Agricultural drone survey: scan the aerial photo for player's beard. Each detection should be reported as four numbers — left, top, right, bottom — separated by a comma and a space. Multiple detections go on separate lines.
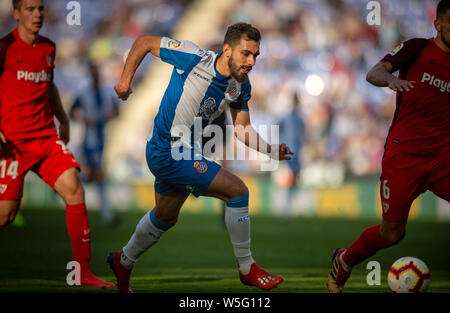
228, 55, 251, 83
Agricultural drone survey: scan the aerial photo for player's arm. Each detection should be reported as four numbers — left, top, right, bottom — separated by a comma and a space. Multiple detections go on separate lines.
366, 61, 415, 92
49, 82, 70, 144
114, 35, 162, 100
0, 108, 5, 150
366, 38, 431, 92
230, 108, 293, 160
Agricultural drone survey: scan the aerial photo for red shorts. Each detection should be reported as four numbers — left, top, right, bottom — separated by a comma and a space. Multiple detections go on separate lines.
0, 136, 79, 200
380, 147, 450, 222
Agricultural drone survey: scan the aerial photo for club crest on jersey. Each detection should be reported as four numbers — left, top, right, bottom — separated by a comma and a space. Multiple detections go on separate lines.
389, 43, 404, 56
168, 40, 182, 49
0, 184, 7, 194
382, 202, 389, 213
46, 55, 52, 66
194, 161, 208, 173
228, 81, 238, 97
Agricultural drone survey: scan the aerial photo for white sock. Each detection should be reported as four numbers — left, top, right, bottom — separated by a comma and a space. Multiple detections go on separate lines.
339, 250, 352, 272
121, 209, 172, 269
225, 192, 254, 275
237, 255, 255, 275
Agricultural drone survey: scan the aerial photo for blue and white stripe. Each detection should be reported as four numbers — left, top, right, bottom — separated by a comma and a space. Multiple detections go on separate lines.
148, 37, 251, 150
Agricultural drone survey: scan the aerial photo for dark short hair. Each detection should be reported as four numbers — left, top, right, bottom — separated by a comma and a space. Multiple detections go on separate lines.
12, 0, 22, 10
437, 0, 450, 19
224, 22, 261, 47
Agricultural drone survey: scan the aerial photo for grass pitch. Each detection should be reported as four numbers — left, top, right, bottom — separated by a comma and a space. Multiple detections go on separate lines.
0, 209, 449, 293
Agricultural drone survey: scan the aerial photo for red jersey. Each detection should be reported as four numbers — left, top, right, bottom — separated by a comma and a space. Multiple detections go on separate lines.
381, 38, 450, 155
0, 29, 57, 142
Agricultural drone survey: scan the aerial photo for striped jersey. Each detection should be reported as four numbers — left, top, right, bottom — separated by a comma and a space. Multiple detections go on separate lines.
149, 37, 251, 150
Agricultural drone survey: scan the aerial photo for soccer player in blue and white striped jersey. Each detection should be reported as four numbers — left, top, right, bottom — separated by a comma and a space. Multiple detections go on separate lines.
108, 23, 293, 293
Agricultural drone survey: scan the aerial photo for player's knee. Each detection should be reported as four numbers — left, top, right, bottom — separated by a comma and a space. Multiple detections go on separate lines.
62, 183, 85, 204
0, 206, 19, 227
55, 169, 85, 203
383, 228, 406, 246
0, 214, 12, 226
154, 208, 178, 226
229, 181, 249, 199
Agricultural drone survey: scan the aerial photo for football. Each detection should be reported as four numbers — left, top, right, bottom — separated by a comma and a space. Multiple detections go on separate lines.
388, 257, 431, 293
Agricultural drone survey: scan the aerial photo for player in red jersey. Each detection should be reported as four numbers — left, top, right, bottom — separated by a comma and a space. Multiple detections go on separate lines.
0, 0, 114, 287
327, 0, 450, 293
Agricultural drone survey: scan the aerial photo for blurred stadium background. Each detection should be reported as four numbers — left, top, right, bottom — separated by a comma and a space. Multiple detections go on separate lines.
1, 0, 450, 294
1, 0, 447, 221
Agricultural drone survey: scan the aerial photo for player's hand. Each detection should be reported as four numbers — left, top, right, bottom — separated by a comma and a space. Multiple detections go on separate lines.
114, 82, 133, 101
388, 78, 415, 92
269, 144, 294, 160
0, 131, 7, 152
59, 123, 70, 145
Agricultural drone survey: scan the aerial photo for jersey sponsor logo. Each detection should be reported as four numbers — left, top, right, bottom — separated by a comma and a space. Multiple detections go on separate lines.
193, 70, 211, 83
168, 39, 182, 49
228, 81, 238, 97
17, 70, 51, 83
421, 72, 450, 92
389, 43, 404, 56
197, 49, 209, 57
194, 161, 208, 173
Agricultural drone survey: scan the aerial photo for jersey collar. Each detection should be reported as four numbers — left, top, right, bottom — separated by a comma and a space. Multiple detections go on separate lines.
13, 28, 40, 47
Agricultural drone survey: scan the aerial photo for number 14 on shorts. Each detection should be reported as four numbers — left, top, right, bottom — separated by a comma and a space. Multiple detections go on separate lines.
0, 160, 18, 179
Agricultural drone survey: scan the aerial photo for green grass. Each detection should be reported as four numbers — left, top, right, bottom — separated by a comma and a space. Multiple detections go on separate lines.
1, 209, 449, 293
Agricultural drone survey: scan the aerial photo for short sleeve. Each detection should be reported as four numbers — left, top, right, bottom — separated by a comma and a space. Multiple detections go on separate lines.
159, 37, 205, 71
230, 80, 251, 111
0, 33, 15, 77
381, 38, 431, 72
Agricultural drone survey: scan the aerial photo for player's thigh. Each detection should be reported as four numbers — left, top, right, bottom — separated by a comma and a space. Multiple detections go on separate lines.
0, 141, 33, 210
53, 167, 84, 204
204, 167, 249, 201
379, 149, 428, 222
429, 174, 450, 202
428, 148, 450, 202
380, 219, 407, 246
147, 143, 222, 199
0, 200, 21, 226
154, 191, 189, 224
36, 137, 82, 203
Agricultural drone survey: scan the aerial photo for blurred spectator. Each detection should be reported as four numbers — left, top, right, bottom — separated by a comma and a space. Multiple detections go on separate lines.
70, 60, 120, 224
277, 92, 305, 219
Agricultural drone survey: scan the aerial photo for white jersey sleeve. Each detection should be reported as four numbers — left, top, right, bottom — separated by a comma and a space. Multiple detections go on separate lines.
159, 37, 206, 71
